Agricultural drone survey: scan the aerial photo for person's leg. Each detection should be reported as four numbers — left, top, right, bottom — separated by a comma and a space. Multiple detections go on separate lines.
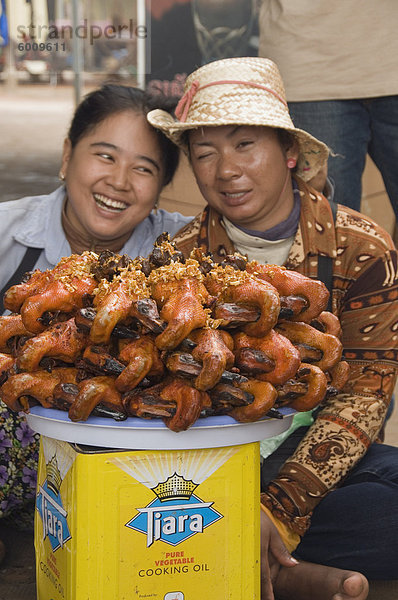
294, 443, 398, 580
367, 95, 398, 220
288, 100, 370, 211
261, 429, 369, 599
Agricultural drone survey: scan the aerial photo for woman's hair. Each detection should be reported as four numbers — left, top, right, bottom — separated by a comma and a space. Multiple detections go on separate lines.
67, 84, 180, 186
276, 128, 296, 153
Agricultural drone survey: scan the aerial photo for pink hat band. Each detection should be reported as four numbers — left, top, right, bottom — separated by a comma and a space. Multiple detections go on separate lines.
175, 79, 288, 122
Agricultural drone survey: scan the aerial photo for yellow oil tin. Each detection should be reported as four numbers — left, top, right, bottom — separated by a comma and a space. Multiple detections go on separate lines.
34, 436, 260, 600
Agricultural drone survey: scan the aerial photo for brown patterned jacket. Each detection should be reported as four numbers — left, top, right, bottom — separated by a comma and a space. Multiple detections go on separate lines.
172, 175, 398, 535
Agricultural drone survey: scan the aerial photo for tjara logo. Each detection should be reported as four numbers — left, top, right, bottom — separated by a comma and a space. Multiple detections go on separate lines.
36, 481, 71, 552
126, 473, 222, 547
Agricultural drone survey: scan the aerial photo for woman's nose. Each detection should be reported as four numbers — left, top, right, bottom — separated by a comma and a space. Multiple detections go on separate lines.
106, 163, 130, 190
216, 153, 242, 180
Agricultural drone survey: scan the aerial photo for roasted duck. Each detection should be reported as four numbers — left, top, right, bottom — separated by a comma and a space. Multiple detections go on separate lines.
0, 237, 349, 430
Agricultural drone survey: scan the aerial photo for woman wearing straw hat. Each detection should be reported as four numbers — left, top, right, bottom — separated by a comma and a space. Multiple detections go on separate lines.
148, 57, 398, 600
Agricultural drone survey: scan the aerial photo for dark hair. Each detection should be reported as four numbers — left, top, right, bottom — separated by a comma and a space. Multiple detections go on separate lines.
67, 84, 179, 186
276, 128, 296, 153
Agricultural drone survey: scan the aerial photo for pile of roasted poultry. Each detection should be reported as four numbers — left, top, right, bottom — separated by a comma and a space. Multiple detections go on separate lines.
0, 234, 349, 432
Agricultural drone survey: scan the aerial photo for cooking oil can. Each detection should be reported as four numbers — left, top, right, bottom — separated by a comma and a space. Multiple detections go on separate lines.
34, 435, 260, 599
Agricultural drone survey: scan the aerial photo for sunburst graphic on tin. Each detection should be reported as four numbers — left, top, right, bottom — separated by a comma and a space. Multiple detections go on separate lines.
112, 449, 237, 547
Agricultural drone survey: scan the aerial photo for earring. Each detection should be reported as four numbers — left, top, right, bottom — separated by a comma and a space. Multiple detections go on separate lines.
59, 171, 65, 181
287, 158, 297, 169
153, 198, 159, 214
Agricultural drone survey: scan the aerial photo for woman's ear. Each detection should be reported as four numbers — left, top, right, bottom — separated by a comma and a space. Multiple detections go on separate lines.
60, 138, 72, 178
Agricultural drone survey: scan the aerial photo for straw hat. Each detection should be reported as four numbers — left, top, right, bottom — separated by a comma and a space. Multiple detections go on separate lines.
147, 57, 329, 181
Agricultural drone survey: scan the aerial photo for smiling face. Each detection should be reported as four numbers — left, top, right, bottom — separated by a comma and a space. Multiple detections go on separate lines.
189, 125, 299, 231
61, 110, 166, 242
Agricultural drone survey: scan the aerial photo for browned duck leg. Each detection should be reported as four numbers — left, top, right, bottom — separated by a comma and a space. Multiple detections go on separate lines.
0, 353, 16, 386
115, 336, 164, 392
165, 352, 248, 386
0, 314, 33, 353
276, 321, 343, 371
0, 367, 78, 412
16, 318, 87, 372
68, 376, 124, 422
208, 382, 254, 416
281, 364, 328, 412
229, 379, 278, 422
189, 328, 235, 390
160, 378, 211, 432
82, 345, 125, 376
75, 307, 140, 340
234, 329, 301, 385
123, 382, 177, 419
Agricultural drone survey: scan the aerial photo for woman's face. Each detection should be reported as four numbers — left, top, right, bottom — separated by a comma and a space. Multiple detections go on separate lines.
61, 110, 165, 242
189, 125, 298, 231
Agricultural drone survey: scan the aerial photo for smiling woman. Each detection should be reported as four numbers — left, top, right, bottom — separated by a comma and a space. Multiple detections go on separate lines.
0, 84, 191, 552
148, 57, 398, 600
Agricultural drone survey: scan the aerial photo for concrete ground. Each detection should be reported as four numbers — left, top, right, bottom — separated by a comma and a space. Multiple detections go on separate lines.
0, 82, 397, 599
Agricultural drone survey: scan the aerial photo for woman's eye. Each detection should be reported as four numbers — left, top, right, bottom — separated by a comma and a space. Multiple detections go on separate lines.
237, 140, 253, 149
196, 152, 214, 160
135, 166, 153, 174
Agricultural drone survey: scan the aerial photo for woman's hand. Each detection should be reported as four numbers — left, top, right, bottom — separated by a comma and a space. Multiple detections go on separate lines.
261, 509, 298, 600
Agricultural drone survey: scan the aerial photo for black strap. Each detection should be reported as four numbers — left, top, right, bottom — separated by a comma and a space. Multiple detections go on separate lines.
317, 198, 338, 312
0, 247, 43, 314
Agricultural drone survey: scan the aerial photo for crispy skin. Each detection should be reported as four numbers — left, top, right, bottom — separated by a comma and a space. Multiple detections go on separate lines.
0, 353, 16, 386
123, 382, 177, 419
3, 269, 52, 313
17, 254, 97, 333
115, 336, 164, 392
326, 360, 350, 392
21, 276, 96, 334
160, 378, 211, 432
0, 314, 33, 353
214, 277, 280, 338
154, 279, 210, 350
310, 311, 343, 338
276, 321, 343, 371
234, 330, 301, 385
230, 379, 277, 422
247, 262, 329, 323
17, 318, 87, 372
90, 267, 148, 344
0, 367, 78, 412
190, 328, 234, 390
287, 364, 328, 411
91, 281, 134, 344
68, 376, 123, 422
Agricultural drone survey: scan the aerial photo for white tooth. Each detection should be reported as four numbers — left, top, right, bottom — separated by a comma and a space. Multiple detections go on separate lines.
94, 194, 126, 210
225, 192, 243, 198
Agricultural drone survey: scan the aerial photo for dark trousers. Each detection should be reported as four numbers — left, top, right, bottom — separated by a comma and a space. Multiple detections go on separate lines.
261, 428, 398, 579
